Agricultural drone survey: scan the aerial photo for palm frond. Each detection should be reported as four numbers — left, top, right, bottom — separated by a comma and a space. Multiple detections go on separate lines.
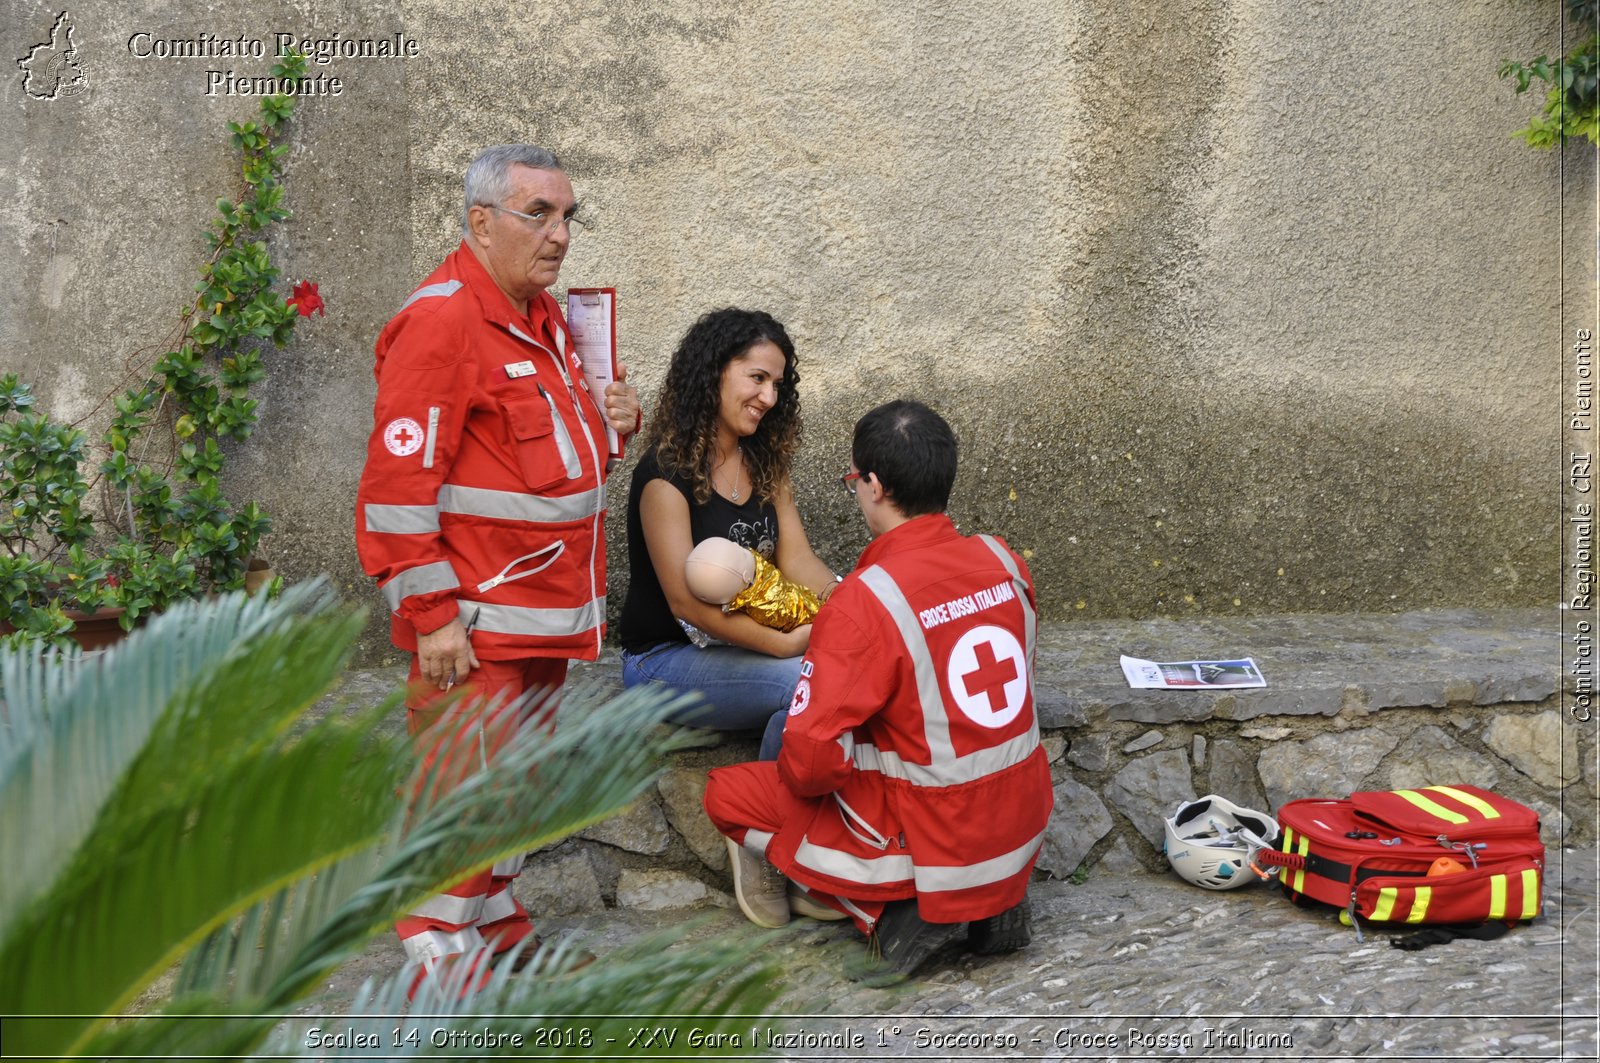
259, 926, 783, 1059
240, 681, 703, 1015
0, 583, 344, 923
2, 584, 763, 1063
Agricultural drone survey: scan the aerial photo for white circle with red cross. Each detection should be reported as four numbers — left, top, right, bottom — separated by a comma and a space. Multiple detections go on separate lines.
789, 678, 812, 716
946, 625, 1027, 729
383, 417, 425, 457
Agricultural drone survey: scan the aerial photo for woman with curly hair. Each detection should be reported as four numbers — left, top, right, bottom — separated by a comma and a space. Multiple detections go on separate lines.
618, 308, 839, 747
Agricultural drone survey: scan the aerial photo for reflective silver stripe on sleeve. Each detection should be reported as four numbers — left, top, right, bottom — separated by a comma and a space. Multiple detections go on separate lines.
406, 891, 485, 926
858, 565, 957, 765
490, 854, 524, 878
438, 483, 604, 524
793, 837, 914, 886
399, 279, 464, 313
400, 926, 483, 966
459, 596, 606, 638
381, 560, 460, 612
913, 828, 1046, 893
364, 503, 440, 535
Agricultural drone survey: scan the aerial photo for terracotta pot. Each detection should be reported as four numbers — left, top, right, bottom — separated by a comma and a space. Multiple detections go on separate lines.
62, 606, 131, 652
244, 556, 276, 596
1, 604, 131, 652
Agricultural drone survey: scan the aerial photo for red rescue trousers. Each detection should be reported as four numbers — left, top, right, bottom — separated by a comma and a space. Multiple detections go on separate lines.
704, 761, 887, 934
395, 656, 567, 972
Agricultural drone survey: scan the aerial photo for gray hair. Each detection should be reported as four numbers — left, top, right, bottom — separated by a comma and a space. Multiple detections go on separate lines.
461, 144, 563, 235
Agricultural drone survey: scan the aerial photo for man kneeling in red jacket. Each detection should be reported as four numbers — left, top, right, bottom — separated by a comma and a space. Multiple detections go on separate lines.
703, 399, 1054, 980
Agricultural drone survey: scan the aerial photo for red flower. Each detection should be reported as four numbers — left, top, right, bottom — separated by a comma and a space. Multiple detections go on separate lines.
287, 279, 325, 317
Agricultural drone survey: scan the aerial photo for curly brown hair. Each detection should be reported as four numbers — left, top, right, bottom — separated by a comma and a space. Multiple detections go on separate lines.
641, 308, 802, 505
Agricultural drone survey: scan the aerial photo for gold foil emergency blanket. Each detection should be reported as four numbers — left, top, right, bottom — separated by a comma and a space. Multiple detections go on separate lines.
726, 550, 820, 631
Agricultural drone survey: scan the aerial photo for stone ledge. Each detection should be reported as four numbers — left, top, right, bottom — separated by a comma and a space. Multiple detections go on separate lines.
1031, 606, 1559, 728
337, 608, 1596, 917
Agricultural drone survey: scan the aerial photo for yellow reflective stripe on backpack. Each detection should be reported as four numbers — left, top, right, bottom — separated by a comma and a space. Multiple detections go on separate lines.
1372, 887, 1399, 921
1520, 868, 1539, 919
1407, 886, 1431, 923
1424, 785, 1501, 820
1394, 789, 1469, 825
1282, 828, 1310, 894
1489, 874, 1507, 919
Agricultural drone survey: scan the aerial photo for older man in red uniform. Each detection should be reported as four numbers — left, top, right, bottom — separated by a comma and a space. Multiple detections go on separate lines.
704, 400, 1053, 979
356, 144, 639, 989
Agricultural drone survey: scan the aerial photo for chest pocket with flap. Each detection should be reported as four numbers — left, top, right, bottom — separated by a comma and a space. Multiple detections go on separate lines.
502, 391, 581, 489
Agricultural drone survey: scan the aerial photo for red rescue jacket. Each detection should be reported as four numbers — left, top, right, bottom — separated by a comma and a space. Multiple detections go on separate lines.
766, 514, 1054, 924
355, 244, 610, 661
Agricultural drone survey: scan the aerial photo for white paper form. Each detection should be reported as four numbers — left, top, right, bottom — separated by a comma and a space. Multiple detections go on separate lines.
565, 287, 622, 461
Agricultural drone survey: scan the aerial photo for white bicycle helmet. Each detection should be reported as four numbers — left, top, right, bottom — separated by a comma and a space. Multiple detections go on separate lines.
1163, 794, 1280, 890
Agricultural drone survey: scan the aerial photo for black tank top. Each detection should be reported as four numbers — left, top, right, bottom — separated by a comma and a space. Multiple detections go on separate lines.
618, 447, 780, 653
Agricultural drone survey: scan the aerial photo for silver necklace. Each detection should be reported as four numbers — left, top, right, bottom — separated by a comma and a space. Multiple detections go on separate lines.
718, 445, 743, 502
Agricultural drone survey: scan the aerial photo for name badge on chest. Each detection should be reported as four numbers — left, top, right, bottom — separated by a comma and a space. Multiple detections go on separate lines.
504, 360, 537, 379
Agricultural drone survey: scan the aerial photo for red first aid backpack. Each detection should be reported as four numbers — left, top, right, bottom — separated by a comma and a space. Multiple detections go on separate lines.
1256, 784, 1544, 930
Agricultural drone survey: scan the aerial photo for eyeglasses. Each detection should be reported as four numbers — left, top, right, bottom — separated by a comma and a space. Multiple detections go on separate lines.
492, 204, 588, 238
840, 470, 862, 495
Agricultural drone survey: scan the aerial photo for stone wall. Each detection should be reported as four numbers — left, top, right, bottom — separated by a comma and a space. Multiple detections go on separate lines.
1, 3, 1590, 663
520, 608, 1594, 914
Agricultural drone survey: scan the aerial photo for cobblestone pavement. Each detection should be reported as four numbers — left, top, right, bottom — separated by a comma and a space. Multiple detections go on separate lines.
308, 843, 1598, 1062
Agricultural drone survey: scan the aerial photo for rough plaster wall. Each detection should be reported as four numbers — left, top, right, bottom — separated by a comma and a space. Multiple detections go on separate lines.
0, 0, 1585, 661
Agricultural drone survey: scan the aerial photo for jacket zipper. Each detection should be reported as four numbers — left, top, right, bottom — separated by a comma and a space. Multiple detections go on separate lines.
476, 541, 565, 593
554, 325, 606, 657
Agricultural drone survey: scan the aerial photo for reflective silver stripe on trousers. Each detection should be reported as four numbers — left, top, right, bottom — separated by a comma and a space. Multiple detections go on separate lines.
438, 483, 604, 524
745, 828, 775, 859
850, 731, 1040, 788
381, 560, 461, 612
458, 596, 606, 638
479, 886, 519, 923
364, 503, 440, 535
407, 891, 485, 926
914, 828, 1046, 893
794, 836, 914, 885
399, 279, 464, 313
491, 854, 524, 877
401, 926, 483, 966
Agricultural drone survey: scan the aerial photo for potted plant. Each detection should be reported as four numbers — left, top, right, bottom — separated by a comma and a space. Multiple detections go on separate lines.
0, 50, 318, 651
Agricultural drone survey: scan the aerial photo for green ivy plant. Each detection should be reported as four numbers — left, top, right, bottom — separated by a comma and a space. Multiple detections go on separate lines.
1501, 0, 1600, 147
1, 50, 318, 650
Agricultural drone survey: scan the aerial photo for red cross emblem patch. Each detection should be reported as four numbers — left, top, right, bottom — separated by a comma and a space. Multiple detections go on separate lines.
946, 625, 1027, 728
383, 416, 424, 457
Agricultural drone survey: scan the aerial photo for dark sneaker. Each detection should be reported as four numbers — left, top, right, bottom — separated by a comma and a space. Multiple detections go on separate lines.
849, 899, 964, 983
966, 896, 1031, 955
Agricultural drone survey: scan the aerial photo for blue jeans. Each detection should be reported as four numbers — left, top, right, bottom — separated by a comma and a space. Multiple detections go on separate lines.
621, 641, 797, 759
